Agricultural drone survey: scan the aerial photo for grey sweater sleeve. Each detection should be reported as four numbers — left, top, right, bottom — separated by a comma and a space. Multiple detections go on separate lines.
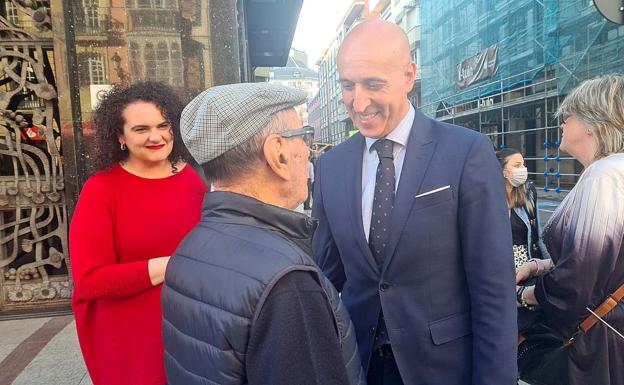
246, 270, 350, 385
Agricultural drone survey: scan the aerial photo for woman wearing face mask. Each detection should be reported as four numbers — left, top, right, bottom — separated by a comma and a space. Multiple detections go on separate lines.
497, 148, 558, 384
496, 148, 549, 269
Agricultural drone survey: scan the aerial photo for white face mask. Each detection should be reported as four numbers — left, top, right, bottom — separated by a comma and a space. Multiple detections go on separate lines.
507, 167, 528, 187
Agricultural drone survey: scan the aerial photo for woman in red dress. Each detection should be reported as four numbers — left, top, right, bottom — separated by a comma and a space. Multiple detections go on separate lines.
69, 82, 207, 385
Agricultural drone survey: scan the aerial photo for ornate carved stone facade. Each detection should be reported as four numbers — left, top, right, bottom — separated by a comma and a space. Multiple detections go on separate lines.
1, 0, 71, 314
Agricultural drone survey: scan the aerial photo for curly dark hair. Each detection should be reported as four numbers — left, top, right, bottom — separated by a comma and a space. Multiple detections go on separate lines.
93, 81, 190, 172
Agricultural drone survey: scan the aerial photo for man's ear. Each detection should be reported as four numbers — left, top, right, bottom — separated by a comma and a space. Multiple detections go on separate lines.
263, 134, 292, 181
404, 62, 416, 91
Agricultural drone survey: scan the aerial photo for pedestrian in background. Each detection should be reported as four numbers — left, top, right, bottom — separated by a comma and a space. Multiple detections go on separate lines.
162, 83, 365, 385
303, 158, 315, 210
516, 74, 624, 385
496, 148, 549, 269
313, 19, 517, 385
69, 82, 207, 385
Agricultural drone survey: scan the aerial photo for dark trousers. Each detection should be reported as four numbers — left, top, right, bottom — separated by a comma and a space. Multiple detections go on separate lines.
366, 345, 404, 385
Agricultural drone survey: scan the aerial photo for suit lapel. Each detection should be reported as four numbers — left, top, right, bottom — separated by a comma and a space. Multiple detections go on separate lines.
383, 111, 436, 272
343, 134, 380, 274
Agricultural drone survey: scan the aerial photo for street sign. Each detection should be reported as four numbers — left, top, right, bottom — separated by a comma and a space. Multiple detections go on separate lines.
594, 0, 624, 25
89, 84, 113, 111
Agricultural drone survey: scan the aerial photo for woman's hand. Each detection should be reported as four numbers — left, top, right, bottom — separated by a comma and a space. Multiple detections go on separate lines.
515, 260, 537, 284
516, 285, 538, 307
516, 258, 553, 284
148, 256, 171, 286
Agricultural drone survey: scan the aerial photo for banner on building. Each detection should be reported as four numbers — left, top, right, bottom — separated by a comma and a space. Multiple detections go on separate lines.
456, 45, 499, 89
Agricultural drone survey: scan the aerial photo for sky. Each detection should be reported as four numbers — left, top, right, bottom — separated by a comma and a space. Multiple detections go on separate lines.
291, 0, 350, 70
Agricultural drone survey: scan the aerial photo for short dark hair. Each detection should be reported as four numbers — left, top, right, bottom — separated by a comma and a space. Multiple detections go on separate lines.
201, 108, 293, 183
93, 81, 190, 172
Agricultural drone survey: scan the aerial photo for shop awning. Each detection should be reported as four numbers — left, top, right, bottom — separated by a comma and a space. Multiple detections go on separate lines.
245, 0, 304, 67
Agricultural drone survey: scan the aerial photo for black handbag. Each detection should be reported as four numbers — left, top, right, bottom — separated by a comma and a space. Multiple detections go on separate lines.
518, 321, 569, 385
518, 280, 624, 384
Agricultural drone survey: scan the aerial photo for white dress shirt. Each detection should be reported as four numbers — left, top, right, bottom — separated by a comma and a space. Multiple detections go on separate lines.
362, 105, 415, 241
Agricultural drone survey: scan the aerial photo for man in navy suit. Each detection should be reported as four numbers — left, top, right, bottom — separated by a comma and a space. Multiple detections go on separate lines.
312, 19, 517, 385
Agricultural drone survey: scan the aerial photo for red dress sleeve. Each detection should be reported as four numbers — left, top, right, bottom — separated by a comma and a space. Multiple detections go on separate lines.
70, 176, 154, 301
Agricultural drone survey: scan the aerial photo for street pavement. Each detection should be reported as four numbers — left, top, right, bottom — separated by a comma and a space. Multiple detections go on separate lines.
0, 315, 92, 385
0, 313, 530, 385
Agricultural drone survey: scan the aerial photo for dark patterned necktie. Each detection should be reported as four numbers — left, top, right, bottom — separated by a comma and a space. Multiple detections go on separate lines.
369, 138, 395, 268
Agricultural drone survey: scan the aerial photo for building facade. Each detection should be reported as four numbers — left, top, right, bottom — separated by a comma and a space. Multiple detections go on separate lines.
317, 0, 370, 145
269, 48, 318, 125
0, 0, 302, 317
307, 92, 321, 141
374, 0, 421, 107
316, 0, 423, 145
420, 0, 624, 194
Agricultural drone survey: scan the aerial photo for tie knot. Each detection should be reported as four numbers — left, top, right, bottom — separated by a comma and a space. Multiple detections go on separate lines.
373, 139, 394, 160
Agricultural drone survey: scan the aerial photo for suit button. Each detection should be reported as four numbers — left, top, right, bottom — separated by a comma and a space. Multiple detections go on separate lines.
369, 326, 376, 335
380, 283, 390, 291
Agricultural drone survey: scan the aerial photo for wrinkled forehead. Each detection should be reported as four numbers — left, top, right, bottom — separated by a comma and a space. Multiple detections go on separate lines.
338, 46, 411, 80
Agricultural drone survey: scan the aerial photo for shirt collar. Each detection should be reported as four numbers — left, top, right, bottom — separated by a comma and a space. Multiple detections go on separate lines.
365, 103, 415, 151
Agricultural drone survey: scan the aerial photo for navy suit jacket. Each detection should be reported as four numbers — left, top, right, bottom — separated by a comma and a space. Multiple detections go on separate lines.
312, 109, 517, 385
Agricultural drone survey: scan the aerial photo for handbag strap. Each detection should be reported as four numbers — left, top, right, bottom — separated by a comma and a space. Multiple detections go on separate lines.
565, 281, 624, 347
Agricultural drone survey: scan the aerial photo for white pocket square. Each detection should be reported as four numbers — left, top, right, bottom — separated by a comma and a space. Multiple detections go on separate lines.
415, 185, 451, 198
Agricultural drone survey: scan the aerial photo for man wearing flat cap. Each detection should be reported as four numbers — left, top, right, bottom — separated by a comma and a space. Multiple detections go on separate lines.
161, 83, 366, 385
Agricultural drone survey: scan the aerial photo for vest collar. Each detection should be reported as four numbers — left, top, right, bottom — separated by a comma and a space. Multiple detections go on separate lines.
201, 191, 318, 254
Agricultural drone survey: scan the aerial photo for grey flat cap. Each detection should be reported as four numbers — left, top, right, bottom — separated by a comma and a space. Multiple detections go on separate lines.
180, 82, 308, 164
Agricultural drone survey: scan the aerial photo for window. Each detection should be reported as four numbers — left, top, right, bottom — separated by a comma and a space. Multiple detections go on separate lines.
127, 0, 176, 8
78, 53, 106, 85
83, 0, 100, 33
155, 42, 170, 81
129, 42, 142, 79
607, 28, 618, 41
89, 57, 105, 84
6, 1, 20, 26
144, 43, 156, 80
170, 42, 183, 85
135, 40, 182, 85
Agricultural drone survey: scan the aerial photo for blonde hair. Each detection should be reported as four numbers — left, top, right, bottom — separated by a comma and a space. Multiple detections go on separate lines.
557, 74, 624, 160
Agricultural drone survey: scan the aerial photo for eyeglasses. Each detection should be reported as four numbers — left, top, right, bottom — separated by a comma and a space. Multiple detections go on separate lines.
561, 112, 572, 124
279, 125, 314, 147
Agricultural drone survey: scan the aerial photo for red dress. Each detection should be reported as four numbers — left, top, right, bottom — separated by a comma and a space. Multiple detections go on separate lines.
70, 164, 207, 385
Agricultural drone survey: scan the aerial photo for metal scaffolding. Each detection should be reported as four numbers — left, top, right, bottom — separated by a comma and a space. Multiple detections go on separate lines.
420, 0, 624, 195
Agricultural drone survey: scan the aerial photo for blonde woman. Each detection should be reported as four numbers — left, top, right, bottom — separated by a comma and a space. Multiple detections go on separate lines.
516, 74, 624, 385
